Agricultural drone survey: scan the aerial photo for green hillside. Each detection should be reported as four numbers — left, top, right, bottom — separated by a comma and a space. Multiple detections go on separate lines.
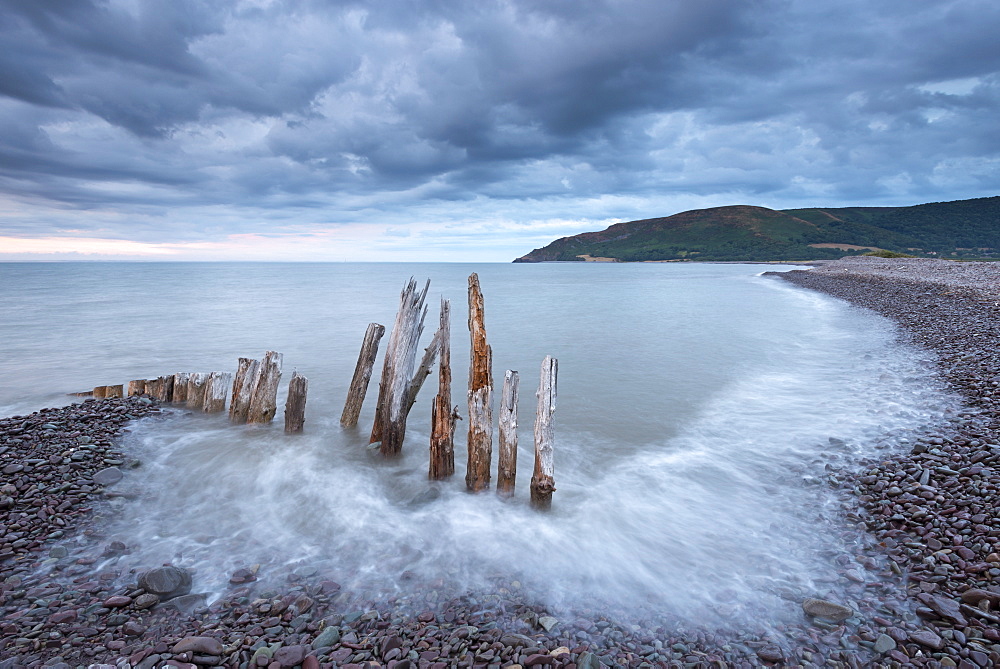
513, 196, 1000, 262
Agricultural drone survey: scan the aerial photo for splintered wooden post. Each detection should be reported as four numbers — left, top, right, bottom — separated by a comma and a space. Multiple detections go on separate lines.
370, 279, 431, 456
404, 326, 443, 416
340, 323, 386, 428
248, 351, 283, 423
105, 384, 124, 399
203, 371, 232, 413
145, 378, 161, 399
466, 273, 493, 493
127, 380, 146, 396
230, 358, 260, 424
430, 299, 457, 480
186, 373, 208, 410
284, 372, 308, 433
172, 373, 190, 404
531, 356, 558, 511
497, 370, 519, 498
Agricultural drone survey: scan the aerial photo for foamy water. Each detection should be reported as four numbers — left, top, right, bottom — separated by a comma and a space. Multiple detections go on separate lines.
1, 262, 957, 623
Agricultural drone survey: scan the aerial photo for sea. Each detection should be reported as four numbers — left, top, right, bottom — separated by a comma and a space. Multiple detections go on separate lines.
0, 261, 959, 623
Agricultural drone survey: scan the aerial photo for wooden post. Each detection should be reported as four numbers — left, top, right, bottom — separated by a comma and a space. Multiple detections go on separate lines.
370, 279, 430, 456
430, 299, 459, 480
145, 378, 161, 399
247, 351, 282, 424
404, 326, 443, 416
284, 372, 308, 433
154, 375, 174, 402
340, 324, 386, 428
186, 373, 208, 410
230, 358, 260, 424
466, 273, 493, 492
172, 372, 190, 404
92, 385, 108, 399
127, 380, 146, 397
105, 384, 124, 399
203, 371, 232, 413
531, 356, 557, 511
497, 370, 519, 498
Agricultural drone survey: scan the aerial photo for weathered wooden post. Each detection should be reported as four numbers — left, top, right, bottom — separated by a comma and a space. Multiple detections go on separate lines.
404, 326, 444, 416
105, 384, 124, 399
531, 356, 557, 511
284, 372, 308, 433
247, 351, 282, 424
93, 386, 108, 399
370, 279, 430, 456
466, 273, 493, 493
430, 299, 459, 479
145, 378, 162, 399
230, 358, 260, 423
186, 373, 208, 410
127, 380, 146, 397
172, 372, 190, 404
154, 375, 174, 402
497, 370, 519, 498
203, 371, 232, 413
341, 323, 386, 428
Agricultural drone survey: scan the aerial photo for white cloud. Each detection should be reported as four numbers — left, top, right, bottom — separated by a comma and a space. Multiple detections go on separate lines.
0, 0, 997, 260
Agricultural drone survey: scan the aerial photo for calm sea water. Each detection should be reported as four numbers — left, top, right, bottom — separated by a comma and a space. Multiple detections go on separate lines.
0, 262, 957, 622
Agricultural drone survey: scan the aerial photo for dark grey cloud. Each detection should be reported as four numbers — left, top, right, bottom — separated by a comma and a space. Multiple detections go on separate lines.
0, 0, 998, 259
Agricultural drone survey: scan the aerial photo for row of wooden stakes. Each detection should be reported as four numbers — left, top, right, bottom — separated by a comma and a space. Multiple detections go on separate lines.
87, 273, 557, 509
337, 274, 557, 510
92, 353, 308, 434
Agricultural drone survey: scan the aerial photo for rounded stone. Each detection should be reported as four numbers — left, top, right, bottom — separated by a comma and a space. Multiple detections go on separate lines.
172, 636, 224, 656
802, 597, 852, 622
92, 466, 123, 486
138, 565, 192, 600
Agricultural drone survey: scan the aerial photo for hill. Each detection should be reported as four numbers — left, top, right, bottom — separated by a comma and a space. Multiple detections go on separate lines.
513, 196, 1000, 262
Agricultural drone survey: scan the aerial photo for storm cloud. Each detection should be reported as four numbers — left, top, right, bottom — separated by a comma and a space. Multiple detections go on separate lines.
1, 0, 998, 260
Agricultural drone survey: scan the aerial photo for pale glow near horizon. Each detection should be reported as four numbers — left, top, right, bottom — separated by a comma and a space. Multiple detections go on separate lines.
0, 236, 177, 256
0, 232, 507, 262
0, 214, 617, 262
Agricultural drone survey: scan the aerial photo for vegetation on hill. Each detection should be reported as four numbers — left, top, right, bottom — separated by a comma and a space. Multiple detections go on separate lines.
862, 249, 916, 258
513, 196, 1000, 262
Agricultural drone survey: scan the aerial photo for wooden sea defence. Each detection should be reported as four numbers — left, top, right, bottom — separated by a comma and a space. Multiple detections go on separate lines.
430, 299, 458, 479
497, 370, 519, 498
203, 371, 232, 413
230, 358, 260, 423
78, 274, 560, 510
531, 356, 558, 510
248, 351, 283, 424
186, 373, 208, 410
466, 273, 493, 492
145, 375, 174, 403
172, 372, 190, 404
284, 372, 308, 433
370, 279, 431, 457
341, 323, 385, 428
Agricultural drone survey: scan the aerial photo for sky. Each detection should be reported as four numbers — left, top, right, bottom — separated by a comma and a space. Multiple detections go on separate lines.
1, 0, 998, 262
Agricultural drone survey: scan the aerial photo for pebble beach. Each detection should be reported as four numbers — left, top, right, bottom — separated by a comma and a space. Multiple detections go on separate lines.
3, 256, 1000, 668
